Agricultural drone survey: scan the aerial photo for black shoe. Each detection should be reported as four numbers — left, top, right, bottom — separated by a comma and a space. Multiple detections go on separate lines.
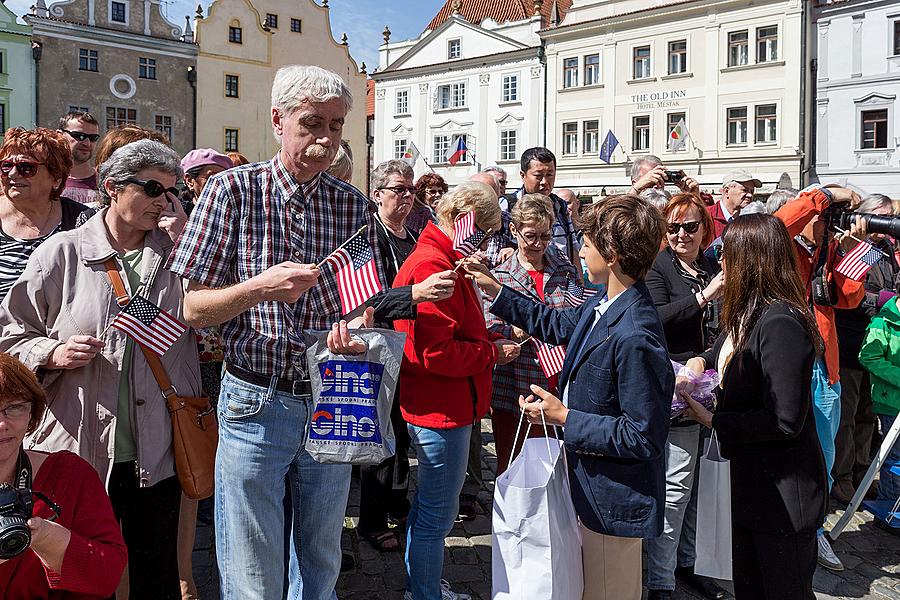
647, 590, 673, 600
675, 566, 731, 600
457, 493, 477, 521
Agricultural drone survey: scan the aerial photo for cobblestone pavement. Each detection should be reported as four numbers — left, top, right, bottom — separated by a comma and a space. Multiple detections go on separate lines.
195, 419, 900, 600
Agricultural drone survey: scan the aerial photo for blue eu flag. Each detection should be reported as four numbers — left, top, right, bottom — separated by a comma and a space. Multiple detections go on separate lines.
599, 130, 619, 164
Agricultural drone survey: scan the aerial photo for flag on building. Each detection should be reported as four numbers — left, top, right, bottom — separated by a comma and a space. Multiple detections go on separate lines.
669, 118, 689, 152
835, 241, 883, 281
401, 141, 420, 167
447, 135, 468, 166
452, 210, 488, 256
110, 295, 188, 356
322, 234, 383, 315
564, 278, 598, 307
533, 339, 566, 378
599, 130, 620, 164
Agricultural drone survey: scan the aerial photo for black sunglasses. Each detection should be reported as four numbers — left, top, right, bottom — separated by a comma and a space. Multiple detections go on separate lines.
0, 160, 43, 178
667, 220, 701, 235
122, 178, 179, 199
379, 185, 416, 196
62, 129, 101, 143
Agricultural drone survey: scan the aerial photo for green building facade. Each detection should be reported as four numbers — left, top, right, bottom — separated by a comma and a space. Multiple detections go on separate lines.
0, 4, 34, 132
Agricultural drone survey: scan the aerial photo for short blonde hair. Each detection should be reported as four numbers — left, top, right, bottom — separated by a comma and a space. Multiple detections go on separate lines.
328, 140, 354, 183
435, 182, 501, 234
511, 193, 554, 229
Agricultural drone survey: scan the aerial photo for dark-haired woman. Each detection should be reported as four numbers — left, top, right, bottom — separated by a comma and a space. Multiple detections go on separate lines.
681, 213, 827, 599
406, 173, 445, 236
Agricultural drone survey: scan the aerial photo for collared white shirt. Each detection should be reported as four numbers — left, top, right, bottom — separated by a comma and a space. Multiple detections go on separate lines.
561, 293, 618, 407
720, 201, 734, 222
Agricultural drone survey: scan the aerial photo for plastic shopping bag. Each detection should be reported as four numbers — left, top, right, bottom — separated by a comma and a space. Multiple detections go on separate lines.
305, 328, 406, 465
694, 430, 732, 580
670, 360, 719, 419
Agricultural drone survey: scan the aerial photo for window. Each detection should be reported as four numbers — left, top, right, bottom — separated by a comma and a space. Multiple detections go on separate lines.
0, 52, 5, 74
394, 139, 408, 160
448, 39, 461, 59
728, 31, 749, 66
584, 54, 600, 86
755, 104, 777, 143
894, 20, 900, 56
436, 82, 466, 110
667, 112, 686, 141
229, 26, 242, 44
225, 74, 239, 98
0, 104, 5, 132
138, 57, 156, 80
78, 49, 98, 72
110, 0, 126, 23
502, 74, 519, 102
727, 107, 748, 145
106, 106, 136, 129
632, 115, 650, 151
563, 57, 578, 88
500, 129, 517, 161
291, 18, 301, 33
562, 122, 578, 155
154, 115, 172, 141
224, 128, 239, 152
861, 109, 889, 149
756, 26, 777, 62
668, 40, 687, 74
633, 45, 651, 79
68, 105, 90, 113
583, 120, 599, 154
265, 13, 277, 28
433, 134, 452, 163
395, 89, 408, 114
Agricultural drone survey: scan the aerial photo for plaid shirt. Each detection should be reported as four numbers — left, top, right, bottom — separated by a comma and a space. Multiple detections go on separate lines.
485, 250, 579, 412
484, 191, 579, 268
167, 154, 384, 379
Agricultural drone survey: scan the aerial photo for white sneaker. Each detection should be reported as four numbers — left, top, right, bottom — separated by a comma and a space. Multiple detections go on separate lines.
817, 534, 844, 571
402, 582, 471, 600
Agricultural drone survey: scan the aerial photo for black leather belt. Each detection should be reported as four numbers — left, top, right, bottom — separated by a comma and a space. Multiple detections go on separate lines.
225, 364, 312, 396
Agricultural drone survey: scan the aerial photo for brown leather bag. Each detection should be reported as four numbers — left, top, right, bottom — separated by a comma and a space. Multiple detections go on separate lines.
104, 259, 217, 500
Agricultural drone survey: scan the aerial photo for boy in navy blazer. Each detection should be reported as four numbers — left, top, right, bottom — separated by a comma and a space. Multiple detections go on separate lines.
463, 194, 673, 600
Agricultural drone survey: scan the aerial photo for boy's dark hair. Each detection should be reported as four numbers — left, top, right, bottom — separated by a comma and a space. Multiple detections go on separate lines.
519, 147, 556, 173
58, 111, 99, 130
579, 194, 665, 280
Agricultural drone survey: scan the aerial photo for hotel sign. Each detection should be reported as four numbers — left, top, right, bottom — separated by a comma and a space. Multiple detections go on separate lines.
631, 89, 688, 110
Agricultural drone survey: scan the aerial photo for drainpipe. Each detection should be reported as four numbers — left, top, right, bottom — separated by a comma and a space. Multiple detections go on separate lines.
539, 44, 547, 147
187, 65, 197, 149
799, 0, 809, 186
31, 42, 42, 127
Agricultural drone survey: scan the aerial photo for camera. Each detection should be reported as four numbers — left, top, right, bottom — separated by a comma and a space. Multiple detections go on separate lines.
822, 202, 900, 239
665, 170, 685, 184
0, 483, 34, 558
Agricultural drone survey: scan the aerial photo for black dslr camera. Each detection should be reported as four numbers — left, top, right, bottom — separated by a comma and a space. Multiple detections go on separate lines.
822, 202, 900, 239
0, 450, 61, 558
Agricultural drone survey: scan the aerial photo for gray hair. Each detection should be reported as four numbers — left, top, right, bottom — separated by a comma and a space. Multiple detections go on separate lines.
327, 140, 354, 183
482, 165, 507, 178
740, 201, 768, 215
857, 193, 893, 214
98, 139, 181, 206
271, 65, 353, 137
630, 155, 662, 182
371, 159, 414, 192
765, 188, 797, 214
640, 187, 670, 211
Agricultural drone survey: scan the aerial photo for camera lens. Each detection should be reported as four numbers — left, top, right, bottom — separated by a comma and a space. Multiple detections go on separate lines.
858, 214, 900, 239
0, 515, 30, 558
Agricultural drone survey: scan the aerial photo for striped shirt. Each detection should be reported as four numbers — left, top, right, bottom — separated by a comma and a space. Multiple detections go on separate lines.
167, 153, 385, 379
0, 225, 59, 302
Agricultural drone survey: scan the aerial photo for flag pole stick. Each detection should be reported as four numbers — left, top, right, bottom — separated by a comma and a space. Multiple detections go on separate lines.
421, 156, 437, 173
833, 228, 892, 259
515, 336, 533, 347
316, 225, 369, 269
452, 227, 494, 272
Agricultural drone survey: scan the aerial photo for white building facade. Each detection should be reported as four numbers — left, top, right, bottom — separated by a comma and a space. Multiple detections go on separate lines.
812, 0, 900, 195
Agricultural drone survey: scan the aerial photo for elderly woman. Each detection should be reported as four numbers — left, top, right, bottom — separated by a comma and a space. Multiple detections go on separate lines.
0, 127, 91, 301
406, 172, 446, 236
486, 193, 579, 474
393, 182, 519, 600
0, 139, 196, 599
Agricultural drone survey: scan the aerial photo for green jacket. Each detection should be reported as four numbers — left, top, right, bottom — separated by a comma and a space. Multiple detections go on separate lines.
859, 296, 900, 416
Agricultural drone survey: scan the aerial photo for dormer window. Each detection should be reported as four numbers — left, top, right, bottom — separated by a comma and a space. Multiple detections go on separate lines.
265, 13, 278, 29
109, 0, 127, 24
229, 21, 242, 44
448, 38, 461, 60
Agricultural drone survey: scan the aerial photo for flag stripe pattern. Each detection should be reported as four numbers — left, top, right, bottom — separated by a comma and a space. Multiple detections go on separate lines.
447, 136, 467, 166
533, 339, 566, 378
111, 296, 188, 356
836, 241, 883, 281
452, 211, 487, 257
563, 278, 598, 307
323, 234, 383, 315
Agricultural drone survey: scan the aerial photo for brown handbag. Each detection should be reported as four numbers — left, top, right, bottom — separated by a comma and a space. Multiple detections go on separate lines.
104, 259, 217, 500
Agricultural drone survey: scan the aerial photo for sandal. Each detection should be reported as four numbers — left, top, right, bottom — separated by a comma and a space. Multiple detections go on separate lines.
360, 528, 400, 552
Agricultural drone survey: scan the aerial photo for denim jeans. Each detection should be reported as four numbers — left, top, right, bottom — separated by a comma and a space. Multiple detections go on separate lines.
876, 414, 900, 505
405, 423, 472, 600
215, 371, 351, 600
811, 359, 841, 535
646, 424, 702, 591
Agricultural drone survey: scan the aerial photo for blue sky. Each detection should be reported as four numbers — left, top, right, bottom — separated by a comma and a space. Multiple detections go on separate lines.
6, 0, 445, 74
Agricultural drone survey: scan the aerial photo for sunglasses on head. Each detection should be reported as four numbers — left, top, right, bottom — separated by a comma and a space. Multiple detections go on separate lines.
0, 161, 43, 178
62, 129, 101, 143
122, 178, 179, 199
667, 220, 701, 235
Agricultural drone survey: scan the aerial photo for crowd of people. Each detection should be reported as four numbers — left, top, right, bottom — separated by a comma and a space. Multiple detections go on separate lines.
0, 62, 896, 600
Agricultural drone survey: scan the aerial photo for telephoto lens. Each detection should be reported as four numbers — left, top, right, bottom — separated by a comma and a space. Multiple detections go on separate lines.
0, 484, 32, 558
853, 213, 900, 239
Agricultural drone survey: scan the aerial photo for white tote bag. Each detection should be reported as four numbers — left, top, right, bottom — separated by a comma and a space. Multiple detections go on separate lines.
694, 430, 732, 580
492, 412, 583, 600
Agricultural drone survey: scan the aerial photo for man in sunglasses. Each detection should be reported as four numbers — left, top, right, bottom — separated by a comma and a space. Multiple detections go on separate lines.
57, 111, 102, 206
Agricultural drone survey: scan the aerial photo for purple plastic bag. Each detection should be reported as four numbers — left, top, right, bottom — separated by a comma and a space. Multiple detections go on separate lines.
670, 360, 719, 418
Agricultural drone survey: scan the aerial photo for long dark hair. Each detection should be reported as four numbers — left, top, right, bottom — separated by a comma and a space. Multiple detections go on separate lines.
721, 214, 823, 354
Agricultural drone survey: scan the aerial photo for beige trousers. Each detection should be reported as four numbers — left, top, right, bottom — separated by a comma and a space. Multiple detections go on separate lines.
579, 522, 642, 600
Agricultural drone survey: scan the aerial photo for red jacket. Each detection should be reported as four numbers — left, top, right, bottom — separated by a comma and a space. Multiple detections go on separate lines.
707, 201, 729, 241
393, 222, 500, 428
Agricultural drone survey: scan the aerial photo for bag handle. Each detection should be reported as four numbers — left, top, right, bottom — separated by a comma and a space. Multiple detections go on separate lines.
509, 401, 555, 464
704, 429, 723, 461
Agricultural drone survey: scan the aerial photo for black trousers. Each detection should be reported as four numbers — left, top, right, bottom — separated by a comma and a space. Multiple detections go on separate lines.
732, 521, 817, 600
108, 462, 182, 600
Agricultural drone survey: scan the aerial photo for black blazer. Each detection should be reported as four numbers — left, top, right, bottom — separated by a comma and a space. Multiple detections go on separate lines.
701, 302, 826, 534
646, 247, 719, 363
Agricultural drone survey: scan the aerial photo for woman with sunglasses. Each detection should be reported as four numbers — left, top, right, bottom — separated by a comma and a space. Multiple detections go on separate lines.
406, 173, 447, 236
0, 127, 92, 302
0, 139, 197, 600
644, 193, 727, 600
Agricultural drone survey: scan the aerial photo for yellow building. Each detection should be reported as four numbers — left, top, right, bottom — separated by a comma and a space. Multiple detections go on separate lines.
193, 0, 368, 189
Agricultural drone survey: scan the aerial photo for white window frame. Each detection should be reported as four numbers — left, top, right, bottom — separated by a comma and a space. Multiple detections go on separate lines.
435, 82, 467, 111
501, 74, 519, 103
666, 111, 686, 150
433, 134, 452, 164
562, 121, 578, 155
563, 57, 579, 88
854, 95, 895, 151
727, 30, 749, 67
583, 54, 600, 86
108, 0, 128, 25
583, 120, 599, 154
499, 128, 518, 162
154, 114, 173, 142
395, 88, 409, 115
633, 45, 652, 80
893, 17, 900, 57
754, 103, 778, 145
393, 138, 409, 160
224, 128, 239, 152
756, 25, 778, 63
138, 57, 157, 80
726, 106, 749, 146
667, 39, 687, 75
447, 38, 461, 60
632, 115, 651, 152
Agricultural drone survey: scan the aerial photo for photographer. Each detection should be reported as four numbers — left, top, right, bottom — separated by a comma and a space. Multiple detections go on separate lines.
629, 155, 706, 201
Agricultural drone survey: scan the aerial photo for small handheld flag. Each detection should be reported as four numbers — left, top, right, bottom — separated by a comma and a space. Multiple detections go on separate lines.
836, 241, 883, 281
401, 142, 420, 167
447, 135, 468, 166
322, 234, 383, 314
533, 339, 566, 378
110, 296, 188, 356
669, 118, 689, 152
452, 211, 488, 256
599, 130, 620, 164
563, 278, 598, 307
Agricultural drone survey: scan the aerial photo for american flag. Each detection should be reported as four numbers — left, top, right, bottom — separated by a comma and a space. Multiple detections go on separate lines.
110, 296, 188, 356
836, 241, 883, 281
533, 339, 566, 378
453, 211, 488, 256
323, 234, 383, 315
563, 278, 598, 307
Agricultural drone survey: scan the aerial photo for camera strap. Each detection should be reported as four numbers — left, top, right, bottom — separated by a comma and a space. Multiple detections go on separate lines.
14, 447, 32, 491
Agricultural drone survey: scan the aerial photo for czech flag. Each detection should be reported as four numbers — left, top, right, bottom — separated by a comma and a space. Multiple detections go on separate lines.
446, 135, 467, 166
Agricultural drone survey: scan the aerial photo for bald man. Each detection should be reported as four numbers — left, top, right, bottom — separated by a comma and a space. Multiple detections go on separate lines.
469, 171, 502, 198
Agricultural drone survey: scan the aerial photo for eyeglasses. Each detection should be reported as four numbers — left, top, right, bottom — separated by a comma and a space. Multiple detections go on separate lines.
517, 231, 553, 244
0, 402, 31, 421
62, 129, 101, 143
425, 188, 443, 195
379, 185, 416, 196
667, 221, 701, 235
122, 178, 179, 199
0, 161, 43, 178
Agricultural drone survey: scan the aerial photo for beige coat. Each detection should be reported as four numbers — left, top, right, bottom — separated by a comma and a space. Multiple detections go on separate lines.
0, 210, 201, 488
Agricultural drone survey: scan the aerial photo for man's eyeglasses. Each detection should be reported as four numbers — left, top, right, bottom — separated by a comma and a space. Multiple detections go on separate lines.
379, 185, 416, 196
666, 221, 701, 235
62, 130, 101, 143
0, 161, 43, 178
0, 402, 31, 421
122, 178, 179, 199
517, 231, 553, 244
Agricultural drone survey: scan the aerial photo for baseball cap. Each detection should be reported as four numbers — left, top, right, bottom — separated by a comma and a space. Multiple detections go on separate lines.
722, 169, 762, 188
181, 148, 233, 173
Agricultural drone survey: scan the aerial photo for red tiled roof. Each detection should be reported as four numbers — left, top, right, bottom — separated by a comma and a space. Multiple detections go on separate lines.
426, 0, 572, 31
366, 79, 375, 118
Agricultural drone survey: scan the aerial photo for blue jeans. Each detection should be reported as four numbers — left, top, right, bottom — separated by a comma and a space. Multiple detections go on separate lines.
405, 423, 472, 600
811, 359, 841, 535
215, 372, 351, 600
876, 414, 900, 505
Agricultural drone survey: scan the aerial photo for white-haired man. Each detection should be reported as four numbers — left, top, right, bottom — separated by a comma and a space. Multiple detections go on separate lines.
168, 65, 382, 599
708, 169, 761, 239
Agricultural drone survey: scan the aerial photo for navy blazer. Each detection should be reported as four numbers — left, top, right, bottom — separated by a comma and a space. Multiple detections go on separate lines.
491, 281, 672, 538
